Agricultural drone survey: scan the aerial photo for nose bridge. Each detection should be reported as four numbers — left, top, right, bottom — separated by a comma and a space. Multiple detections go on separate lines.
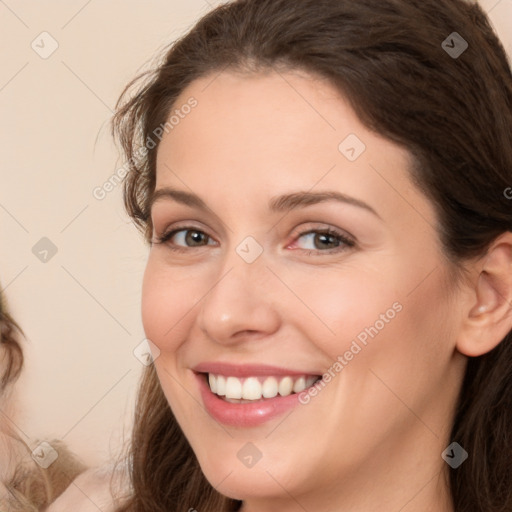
197, 241, 281, 343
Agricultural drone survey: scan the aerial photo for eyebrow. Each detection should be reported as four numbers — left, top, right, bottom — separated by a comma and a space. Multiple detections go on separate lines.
150, 187, 381, 219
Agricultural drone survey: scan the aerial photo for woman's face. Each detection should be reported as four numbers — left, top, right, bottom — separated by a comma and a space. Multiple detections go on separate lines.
142, 69, 466, 509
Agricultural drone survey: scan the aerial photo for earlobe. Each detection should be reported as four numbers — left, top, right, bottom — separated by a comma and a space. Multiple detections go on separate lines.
457, 233, 512, 358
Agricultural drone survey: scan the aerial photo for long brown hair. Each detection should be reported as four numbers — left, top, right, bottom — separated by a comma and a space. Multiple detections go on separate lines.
111, 0, 512, 510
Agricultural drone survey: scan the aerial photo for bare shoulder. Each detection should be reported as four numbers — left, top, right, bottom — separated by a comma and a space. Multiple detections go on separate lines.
47, 462, 131, 512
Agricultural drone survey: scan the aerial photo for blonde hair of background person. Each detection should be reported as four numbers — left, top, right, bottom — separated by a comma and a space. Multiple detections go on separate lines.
102, 0, 512, 510
0, 286, 101, 511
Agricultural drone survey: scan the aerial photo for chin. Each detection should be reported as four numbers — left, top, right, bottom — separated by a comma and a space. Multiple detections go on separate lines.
196, 450, 308, 502
203, 467, 288, 501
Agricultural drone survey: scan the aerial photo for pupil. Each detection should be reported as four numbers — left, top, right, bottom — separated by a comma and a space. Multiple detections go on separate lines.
316, 233, 337, 249
187, 230, 205, 246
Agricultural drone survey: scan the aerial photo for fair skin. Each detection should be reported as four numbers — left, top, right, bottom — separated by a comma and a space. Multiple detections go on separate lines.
143, 68, 512, 512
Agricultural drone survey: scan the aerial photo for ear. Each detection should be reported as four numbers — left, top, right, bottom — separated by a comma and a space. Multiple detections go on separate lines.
456, 231, 512, 357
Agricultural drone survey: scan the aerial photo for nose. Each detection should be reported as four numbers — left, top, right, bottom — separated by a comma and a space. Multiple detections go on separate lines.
197, 254, 281, 346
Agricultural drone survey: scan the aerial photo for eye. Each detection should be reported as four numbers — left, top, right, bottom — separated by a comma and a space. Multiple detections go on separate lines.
153, 224, 356, 256
289, 227, 355, 255
154, 226, 216, 251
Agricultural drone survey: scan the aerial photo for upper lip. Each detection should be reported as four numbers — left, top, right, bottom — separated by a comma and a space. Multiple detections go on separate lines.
193, 362, 321, 378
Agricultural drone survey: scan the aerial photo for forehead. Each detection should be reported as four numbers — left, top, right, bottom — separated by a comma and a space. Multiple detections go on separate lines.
154, 69, 430, 226
157, 69, 365, 169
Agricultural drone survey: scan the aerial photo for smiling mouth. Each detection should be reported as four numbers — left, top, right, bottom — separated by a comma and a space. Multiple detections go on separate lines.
203, 373, 322, 403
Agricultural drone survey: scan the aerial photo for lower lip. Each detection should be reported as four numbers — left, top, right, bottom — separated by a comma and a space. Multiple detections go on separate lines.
196, 373, 303, 427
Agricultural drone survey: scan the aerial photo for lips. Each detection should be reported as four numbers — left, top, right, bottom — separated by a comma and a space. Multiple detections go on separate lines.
193, 362, 322, 426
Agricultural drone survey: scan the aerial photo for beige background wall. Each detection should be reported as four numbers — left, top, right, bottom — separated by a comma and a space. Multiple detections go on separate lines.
1, 0, 511, 468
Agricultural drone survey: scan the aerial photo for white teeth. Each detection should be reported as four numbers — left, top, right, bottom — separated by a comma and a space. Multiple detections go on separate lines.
306, 376, 318, 388
242, 377, 262, 400
262, 376, 278, 398
208, 373, 217, 393
207, 373, 320, 401
225, 376, 242, 399
216, 375, 226, 396
278, 376, 294, 397
292, 376, 306, 393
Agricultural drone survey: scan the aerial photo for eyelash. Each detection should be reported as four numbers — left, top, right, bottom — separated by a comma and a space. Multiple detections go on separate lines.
154, 224, 356, 256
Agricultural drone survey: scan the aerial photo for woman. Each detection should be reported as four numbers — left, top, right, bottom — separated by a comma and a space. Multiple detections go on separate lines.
110, 0, 512, 510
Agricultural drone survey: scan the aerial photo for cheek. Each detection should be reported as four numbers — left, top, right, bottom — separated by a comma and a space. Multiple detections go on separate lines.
141, 256, 199, 352
294, 255, 455, 385
287, 263, 401, 359
346, 264, 458, 420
